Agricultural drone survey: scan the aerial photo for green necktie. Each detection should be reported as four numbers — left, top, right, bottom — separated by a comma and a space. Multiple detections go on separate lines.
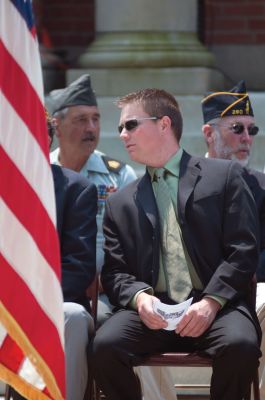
154, 168, 192, 303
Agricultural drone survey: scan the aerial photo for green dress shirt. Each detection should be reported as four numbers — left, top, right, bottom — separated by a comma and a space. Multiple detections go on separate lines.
130, 148, 226, 308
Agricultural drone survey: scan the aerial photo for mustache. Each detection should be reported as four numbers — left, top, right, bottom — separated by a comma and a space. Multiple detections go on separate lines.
82, 133, 96, 141
236, 144, 250, 152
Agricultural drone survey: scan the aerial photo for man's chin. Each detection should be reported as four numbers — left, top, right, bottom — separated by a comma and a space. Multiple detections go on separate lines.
82, 145, 96, 159
231, 154, 249, 167
128, 154, 146, 165
84, 140, 97, 151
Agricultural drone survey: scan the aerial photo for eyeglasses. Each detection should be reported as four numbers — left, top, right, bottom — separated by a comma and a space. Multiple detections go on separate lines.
118, 117, 161, 134
210, 122, 259, 136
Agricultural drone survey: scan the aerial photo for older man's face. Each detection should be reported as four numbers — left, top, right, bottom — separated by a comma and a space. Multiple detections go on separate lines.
56, 105, 100, 159
206, 115, 258, 166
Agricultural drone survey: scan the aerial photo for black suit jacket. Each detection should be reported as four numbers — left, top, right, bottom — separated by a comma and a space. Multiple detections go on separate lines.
243, 168, 265, 282
52, 165, 97, 307
102, 151, 259, 320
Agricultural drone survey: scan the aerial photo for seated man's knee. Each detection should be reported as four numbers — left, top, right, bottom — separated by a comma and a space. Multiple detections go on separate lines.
90, 313, 131, 367
223, 332, 260, 368
64, 302, 94, 342
91, 325, 113, 362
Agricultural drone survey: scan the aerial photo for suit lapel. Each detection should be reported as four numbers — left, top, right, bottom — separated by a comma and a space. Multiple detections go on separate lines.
51, 165, 67, 236
136, 172, 158, 230
243, 168, 256, 192
178, 151, 201, 223
51, 165, 60, 217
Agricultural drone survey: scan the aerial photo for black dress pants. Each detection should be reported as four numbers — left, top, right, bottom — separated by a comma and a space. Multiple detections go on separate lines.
90, 305, 261, 400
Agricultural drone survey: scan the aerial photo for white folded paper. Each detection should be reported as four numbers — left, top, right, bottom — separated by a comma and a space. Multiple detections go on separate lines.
153, 297, 193, 331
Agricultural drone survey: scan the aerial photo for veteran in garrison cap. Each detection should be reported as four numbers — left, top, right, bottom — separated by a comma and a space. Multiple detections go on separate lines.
47, 74, 137, 273
201, 81, 265, 398
201, 80, 259, 166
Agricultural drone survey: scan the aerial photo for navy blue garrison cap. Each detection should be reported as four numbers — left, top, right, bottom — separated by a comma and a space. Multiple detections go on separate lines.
201, 80, 254, 123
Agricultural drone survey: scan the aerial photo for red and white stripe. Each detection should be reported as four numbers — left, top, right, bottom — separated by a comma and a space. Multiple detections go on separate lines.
0, 1, 65, 399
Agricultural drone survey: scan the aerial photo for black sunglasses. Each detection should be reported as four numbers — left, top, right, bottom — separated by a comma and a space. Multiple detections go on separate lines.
211, 122, 259, 136
118, 117, 161, 134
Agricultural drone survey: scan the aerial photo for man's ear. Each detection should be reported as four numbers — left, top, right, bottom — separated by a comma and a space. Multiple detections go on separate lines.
160, 115, 171, 133
202, 124, 214, 145
53, 117, 61, 138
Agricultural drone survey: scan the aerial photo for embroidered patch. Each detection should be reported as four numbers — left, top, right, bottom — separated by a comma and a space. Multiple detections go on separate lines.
108, 160, 121, 169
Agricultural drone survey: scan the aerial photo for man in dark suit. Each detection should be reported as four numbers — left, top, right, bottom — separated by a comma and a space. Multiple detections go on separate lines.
201, 80, 265, 398
48, 117, 98, 400
91, 88, 261, 400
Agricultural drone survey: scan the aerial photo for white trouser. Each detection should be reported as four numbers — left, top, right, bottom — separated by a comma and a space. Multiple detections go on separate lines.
135, 366, 176, 400
64, 302, 94, 400
256, 282, 265, 400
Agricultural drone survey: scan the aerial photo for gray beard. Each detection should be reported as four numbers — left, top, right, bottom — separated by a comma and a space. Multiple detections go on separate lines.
213, 130, 250, 167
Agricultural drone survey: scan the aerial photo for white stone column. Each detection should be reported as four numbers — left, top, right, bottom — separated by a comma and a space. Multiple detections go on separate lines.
69, 0, 223, 95
67, 0, 226, 180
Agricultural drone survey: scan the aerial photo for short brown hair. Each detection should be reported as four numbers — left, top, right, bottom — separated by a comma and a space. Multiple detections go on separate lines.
117, 88, 183, 141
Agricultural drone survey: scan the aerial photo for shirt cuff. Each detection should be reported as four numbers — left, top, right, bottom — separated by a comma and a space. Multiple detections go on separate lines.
205, 295, 227, 309
129, 287, 154, 310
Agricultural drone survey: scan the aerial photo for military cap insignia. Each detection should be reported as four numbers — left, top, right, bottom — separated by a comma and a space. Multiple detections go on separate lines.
245, 100, 250, 114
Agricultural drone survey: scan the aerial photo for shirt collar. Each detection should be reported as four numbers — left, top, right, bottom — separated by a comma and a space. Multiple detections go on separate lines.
50, 147, 60, 165
164, 147, 183, 177
50, 148, 109, 174
147, 148, 183, 181
80, 150, 109, 174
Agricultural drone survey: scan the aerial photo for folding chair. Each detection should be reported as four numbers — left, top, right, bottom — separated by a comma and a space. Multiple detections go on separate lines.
138, 276, 260, 400
5, 274, 99, 400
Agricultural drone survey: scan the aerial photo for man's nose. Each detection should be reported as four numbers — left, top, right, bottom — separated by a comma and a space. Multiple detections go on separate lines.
87, 120, 96, 129
119, 130, 129, 141
240, 128, 252, 142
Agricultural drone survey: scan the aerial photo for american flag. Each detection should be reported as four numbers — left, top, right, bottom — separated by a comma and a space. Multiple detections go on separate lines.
0, 1, 65, 399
